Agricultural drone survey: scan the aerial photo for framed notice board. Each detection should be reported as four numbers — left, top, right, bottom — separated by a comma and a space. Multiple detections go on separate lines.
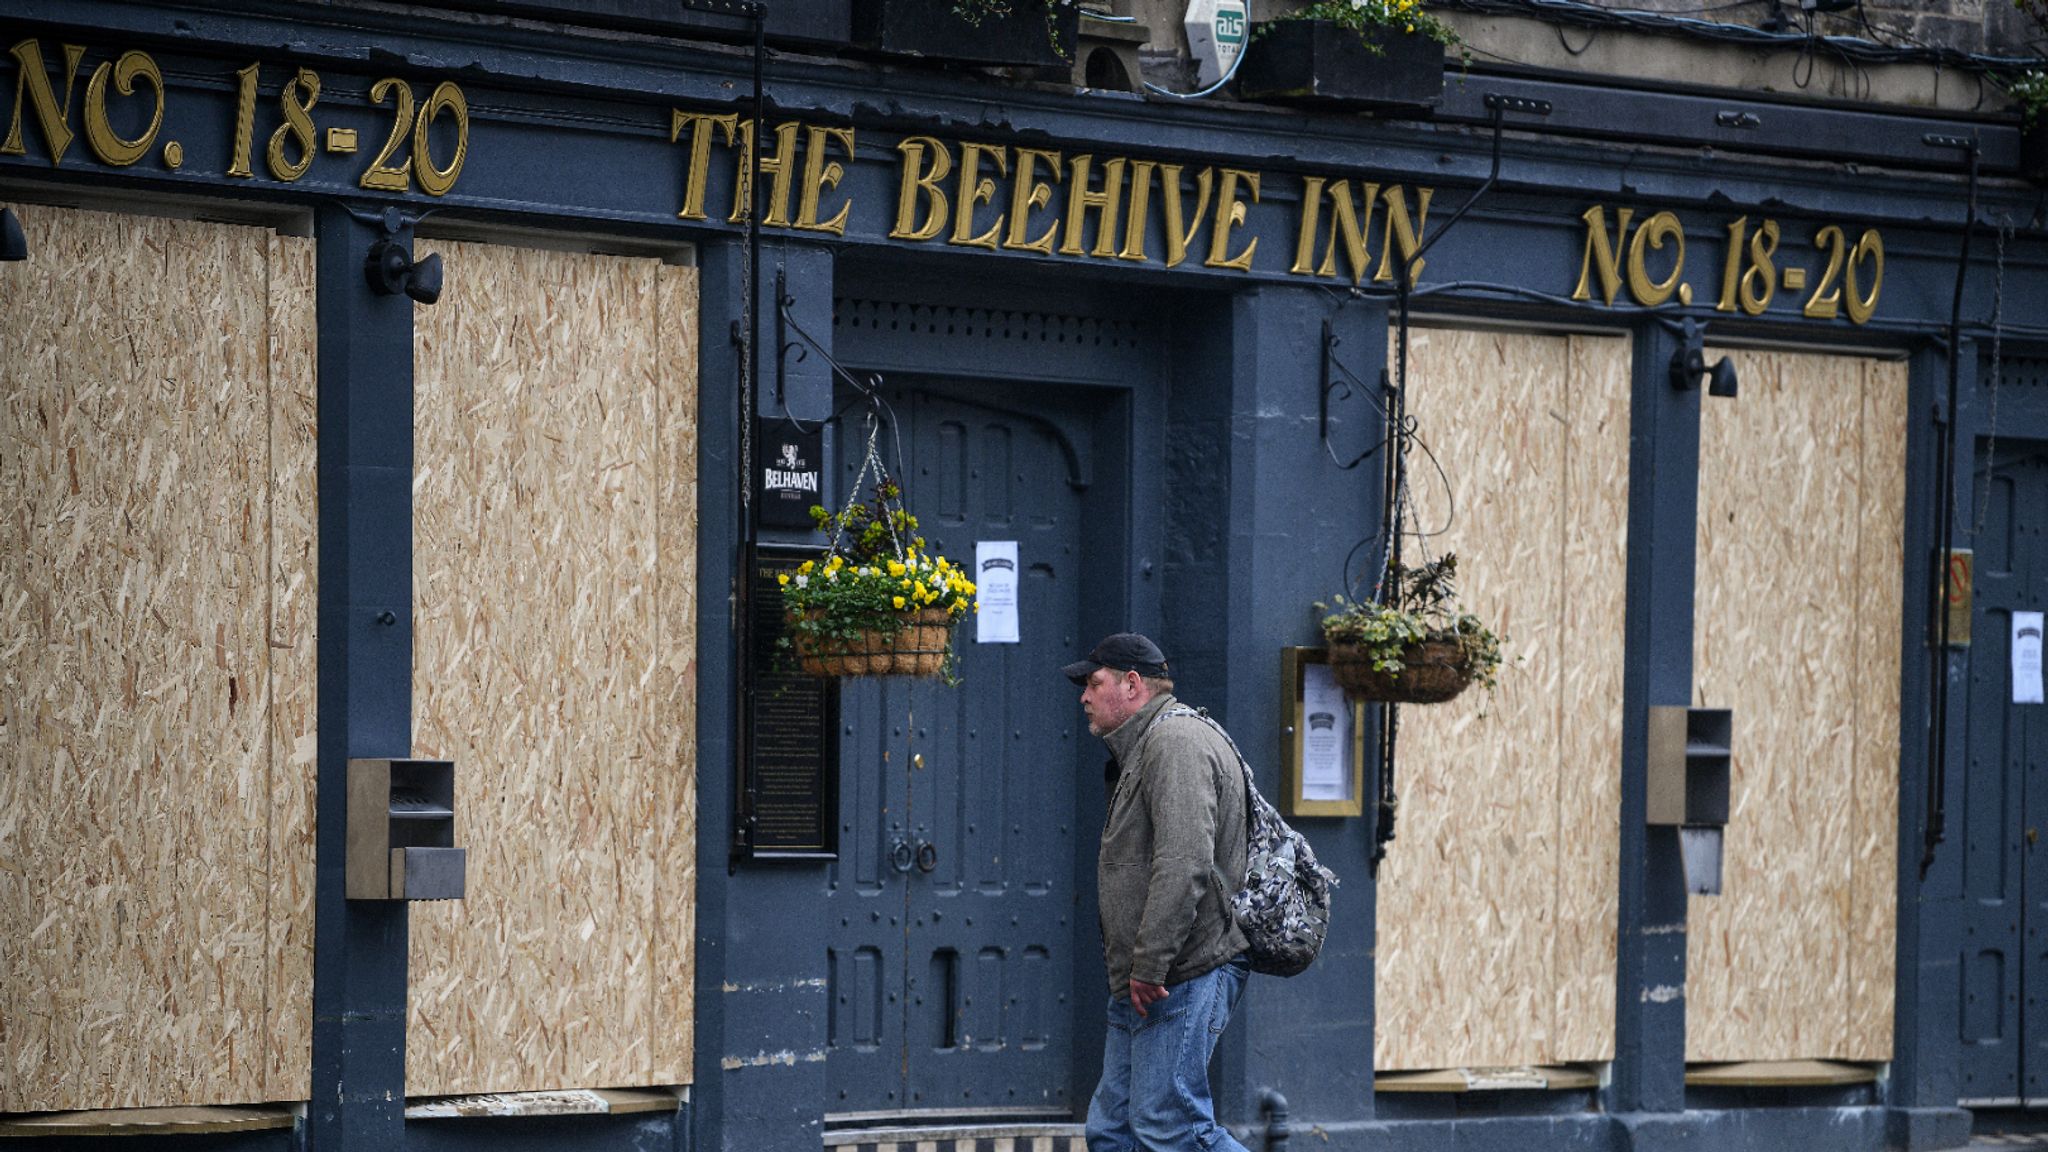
738, 542, 840, 860
1279, 646, 1366, 818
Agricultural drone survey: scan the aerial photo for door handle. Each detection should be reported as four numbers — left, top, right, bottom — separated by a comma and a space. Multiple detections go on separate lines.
890, 838, 916, 873
916, 840, 938, 874
2029, 828, 2039, 846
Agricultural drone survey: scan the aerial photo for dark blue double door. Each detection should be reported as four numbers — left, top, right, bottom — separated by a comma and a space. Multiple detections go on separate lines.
1960, 437, 2048, 1103
824, 382, 1098, 1120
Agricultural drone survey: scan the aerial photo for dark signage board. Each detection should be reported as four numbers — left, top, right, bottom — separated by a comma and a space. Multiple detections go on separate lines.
757, 421, 826, 530
740, 542, 839, 859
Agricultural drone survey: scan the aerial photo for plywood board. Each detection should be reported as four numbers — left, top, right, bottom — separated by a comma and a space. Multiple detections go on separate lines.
0, 207, 315, 1110
1375, 328, 1627, 1070
1847, 358, 1905, 1060
1687, 349, 1901, 1062
409, 240, 698, 1094
263, 231, 320, 1100
1552, 335, 1631, 1063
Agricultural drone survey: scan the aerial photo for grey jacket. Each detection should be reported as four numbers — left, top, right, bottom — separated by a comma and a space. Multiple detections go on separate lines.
1097, 692, 1250, 994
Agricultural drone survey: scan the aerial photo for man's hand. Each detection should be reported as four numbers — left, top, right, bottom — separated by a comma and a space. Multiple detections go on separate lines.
1129, 979, 1169, 1017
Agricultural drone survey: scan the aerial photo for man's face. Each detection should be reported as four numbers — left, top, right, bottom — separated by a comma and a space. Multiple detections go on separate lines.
1081, 666, 1141, 737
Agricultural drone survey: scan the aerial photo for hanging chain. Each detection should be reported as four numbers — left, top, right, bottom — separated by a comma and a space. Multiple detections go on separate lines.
1972, 218, 2009, 538
828, 403, 910, 562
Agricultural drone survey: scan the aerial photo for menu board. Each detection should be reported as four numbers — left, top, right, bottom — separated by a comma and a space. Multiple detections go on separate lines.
741, 543, 839, 858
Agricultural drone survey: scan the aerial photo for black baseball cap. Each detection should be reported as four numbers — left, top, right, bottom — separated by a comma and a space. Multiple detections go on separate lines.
1062, 633, 1170, 685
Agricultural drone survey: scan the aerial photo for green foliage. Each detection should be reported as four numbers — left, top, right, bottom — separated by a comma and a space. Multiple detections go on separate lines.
1274, 0, 1462, 49
1316, 553, 1503, 689
2006, 69, 2048, 127
779, 480, 979, 681
948, 0, 1075, 57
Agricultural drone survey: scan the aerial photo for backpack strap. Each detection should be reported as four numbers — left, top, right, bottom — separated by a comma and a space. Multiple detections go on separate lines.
1146, 704, 1257, 837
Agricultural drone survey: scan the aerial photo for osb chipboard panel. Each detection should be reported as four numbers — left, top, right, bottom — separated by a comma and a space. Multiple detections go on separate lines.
1375, 329, 1628, 1070
0, 207, 317, 1110
409, 240, 698, 1095
263, 232, 320, 1100
1847, 359, 1905, 1060
1688, 349, 1902, 1062
1552, 335, 1631, 1063
649, 268, 700, 1085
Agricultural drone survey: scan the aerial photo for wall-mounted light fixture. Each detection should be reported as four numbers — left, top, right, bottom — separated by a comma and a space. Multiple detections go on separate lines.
1, 207, 27, 262
1669, 318, 1738, 398
364, 231, 443, 304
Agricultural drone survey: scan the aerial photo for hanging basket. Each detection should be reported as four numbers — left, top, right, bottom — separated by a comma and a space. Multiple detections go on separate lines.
1328, 636, 1474, 704
792, 608, 956, 679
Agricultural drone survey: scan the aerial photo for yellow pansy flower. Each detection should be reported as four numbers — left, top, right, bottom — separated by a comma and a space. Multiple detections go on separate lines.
888, 560, 906, 577
893, 595, 906, 609
778, 573, 790, 586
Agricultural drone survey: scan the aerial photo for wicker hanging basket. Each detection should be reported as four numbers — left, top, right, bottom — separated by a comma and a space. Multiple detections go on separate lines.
791, 608, 955, 679
1328, 636, 1475, 705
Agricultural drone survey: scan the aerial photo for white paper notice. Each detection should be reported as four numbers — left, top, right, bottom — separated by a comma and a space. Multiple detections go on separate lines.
975, 541, 1020, 644
1300, 663, 1353, 802
2016, 611, 2045, 705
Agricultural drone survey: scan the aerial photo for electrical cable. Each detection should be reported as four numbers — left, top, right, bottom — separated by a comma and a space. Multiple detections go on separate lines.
1438, 0, 2045, 69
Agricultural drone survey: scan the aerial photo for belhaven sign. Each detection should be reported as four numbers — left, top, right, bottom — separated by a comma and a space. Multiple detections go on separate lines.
758, 422, 824, 529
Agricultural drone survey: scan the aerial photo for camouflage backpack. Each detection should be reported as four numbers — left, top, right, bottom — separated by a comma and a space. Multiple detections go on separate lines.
1155, 706, 1338, 978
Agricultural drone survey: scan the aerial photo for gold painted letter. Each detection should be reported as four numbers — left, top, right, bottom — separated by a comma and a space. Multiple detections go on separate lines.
3, 40, 86, 164
796, 124, 856, 235
1159, 164, 1213, 269
671, 109, 737, 222
1373, 185, 1431, 285
891, 136, 952, 242
951, 141, 1008, 250
1318, 180, 1382, 284
1117, 160, 1156, 263
1006, 146, 1062, 254
82, 51, 163, 167
1205, 168, 1259, 271
728, 119, 801, 227
1573, 204, 1633, 305
1061, 154, 1126, 259
1625, 209, 1686, 306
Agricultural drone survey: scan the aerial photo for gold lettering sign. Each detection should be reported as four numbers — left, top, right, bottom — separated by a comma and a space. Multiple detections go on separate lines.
1574, 202, 1883, 324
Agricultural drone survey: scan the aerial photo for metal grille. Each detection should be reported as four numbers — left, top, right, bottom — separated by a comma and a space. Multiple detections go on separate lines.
835, 297, 1147, 351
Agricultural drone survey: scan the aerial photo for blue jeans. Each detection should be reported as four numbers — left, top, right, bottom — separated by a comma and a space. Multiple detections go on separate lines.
1085, 957, 1252, 1152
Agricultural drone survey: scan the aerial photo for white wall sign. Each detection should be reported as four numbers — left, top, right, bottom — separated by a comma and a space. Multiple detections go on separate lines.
1185, 0, 1249, 88
976, 541, 1020, 644
1299, 662, 1353, 802
2016, 611, 2044, 705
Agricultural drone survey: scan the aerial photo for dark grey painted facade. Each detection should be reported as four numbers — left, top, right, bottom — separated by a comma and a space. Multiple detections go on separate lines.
3, 3, 2045, 1151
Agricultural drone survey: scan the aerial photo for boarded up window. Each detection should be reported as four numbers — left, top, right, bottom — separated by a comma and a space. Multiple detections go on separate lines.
408, 240, 699, 1094
0, 206, 318, 1110
1687, 349, 1904, 1062
1375, 329, 1630, 1070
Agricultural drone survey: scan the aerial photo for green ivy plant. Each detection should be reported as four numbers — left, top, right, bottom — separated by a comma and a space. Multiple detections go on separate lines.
1316, 553, 1503, 690
1272, 0, 1462, 49
2007, 69, 2048, 130
949, 0, 1077, 58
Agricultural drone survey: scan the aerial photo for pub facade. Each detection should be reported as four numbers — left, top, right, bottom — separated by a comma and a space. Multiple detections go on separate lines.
1, 3, 2044, 1152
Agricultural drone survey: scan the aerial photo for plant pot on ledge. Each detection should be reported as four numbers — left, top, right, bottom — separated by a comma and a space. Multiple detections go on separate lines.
1237, 19, 1445, 112
851, 0, 1080, 69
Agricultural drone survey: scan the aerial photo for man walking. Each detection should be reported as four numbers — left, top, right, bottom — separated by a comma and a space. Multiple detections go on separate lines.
1064, 633, 1252, 1152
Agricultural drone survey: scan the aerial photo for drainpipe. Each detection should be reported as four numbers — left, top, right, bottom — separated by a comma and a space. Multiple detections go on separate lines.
1259, 1088, 1290, 1152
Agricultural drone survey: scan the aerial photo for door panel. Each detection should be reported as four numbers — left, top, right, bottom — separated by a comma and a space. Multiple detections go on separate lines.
826, 384, 1094, 1119
1961, 439, 2047, 1102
